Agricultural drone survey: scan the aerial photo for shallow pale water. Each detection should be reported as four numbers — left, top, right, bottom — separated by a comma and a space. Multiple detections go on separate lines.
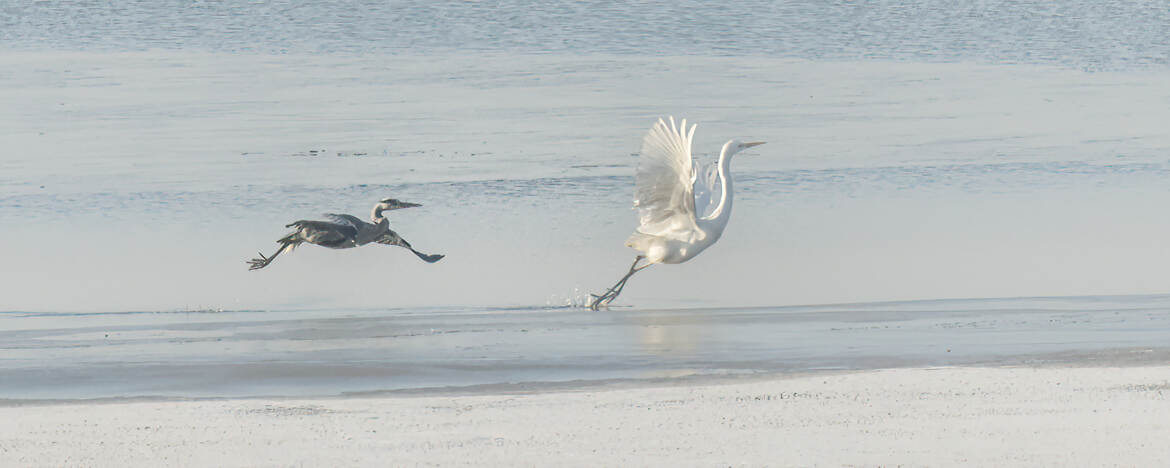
3, 1, 1170, 399
3, 295, 1170, 400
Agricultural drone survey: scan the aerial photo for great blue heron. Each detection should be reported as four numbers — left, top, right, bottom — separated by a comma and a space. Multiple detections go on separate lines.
248, 198, 444, 270
589, 117, 764, 310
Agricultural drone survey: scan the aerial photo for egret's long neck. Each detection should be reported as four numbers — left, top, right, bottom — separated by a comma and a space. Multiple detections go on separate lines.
706, 144, 735, 227
371, 205, 386, 224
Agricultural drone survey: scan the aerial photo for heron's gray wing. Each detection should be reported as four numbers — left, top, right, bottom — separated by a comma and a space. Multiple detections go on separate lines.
632, 117, 705, 243
374, 229, 412, 249
375, 229, 444, 263
324, 213, 366, 229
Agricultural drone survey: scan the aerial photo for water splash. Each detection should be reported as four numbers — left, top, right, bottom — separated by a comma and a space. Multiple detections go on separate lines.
546, 288, 593, 309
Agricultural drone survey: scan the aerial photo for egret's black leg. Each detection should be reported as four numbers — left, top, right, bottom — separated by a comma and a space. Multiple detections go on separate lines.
589, 256, 647, 310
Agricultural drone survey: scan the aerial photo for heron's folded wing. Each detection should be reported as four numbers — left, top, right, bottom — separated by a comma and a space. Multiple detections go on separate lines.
292, 220, 357, 245
374, 229, 413, 249
633, 117, 705, 242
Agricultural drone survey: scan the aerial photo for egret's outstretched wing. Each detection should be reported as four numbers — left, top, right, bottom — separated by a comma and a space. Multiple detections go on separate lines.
632, 117, 705, 243
692, 159, 721, 220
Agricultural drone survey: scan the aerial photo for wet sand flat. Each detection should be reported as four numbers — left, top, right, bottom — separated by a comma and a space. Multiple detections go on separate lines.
2, 365, 1168, 466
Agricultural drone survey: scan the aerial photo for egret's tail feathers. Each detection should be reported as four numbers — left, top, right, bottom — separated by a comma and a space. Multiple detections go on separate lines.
624, 232, 655, 252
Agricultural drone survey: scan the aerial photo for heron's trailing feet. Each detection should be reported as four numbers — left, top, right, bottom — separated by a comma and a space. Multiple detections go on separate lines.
248, 241, 296, 270
247, 251, 277, 271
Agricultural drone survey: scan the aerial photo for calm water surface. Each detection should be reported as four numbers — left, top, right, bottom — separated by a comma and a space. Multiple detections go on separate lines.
3, 295, 1170, 400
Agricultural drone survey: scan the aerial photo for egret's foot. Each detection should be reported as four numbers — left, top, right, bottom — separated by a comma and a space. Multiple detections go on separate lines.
247, 252, 274, 271
589, 276, 632, 310
588, 290, 619, 311
589, 256, 644, 310
588, 294, 605, 311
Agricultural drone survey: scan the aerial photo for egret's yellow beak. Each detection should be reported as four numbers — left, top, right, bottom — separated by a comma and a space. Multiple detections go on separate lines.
743, 141, 765, 148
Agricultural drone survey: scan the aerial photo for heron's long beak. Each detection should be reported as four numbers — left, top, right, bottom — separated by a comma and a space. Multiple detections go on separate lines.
743, 141, 766, 148
381, 199, 422, 210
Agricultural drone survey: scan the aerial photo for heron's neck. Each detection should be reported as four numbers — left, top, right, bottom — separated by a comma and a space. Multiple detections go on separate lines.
371, 205, 385, 224
706, 146, 735, 228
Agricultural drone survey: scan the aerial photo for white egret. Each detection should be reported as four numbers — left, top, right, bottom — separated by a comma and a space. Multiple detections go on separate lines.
248, 198, 444, 270
589, 117, 764, 310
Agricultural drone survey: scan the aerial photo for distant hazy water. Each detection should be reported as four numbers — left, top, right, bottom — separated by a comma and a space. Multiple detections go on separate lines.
3, 0, 1170, 71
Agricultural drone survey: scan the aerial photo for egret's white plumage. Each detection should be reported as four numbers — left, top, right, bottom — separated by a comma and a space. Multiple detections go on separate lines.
590, 116, 763, 310
630, 117, 704, 245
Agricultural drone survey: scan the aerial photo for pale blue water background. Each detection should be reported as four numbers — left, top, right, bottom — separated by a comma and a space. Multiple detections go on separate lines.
2, 1, 1170, 399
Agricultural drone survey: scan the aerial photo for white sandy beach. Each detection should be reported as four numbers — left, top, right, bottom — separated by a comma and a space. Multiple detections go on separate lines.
3, 365, 1167, 466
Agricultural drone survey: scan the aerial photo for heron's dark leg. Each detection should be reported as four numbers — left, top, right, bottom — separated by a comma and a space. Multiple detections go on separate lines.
248, 242, 293, 271
589, 256, 648, 310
